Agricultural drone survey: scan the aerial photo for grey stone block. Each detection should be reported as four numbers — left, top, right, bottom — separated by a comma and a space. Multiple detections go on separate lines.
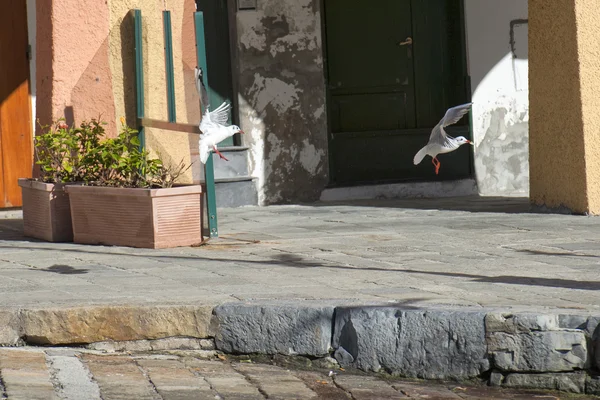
215, 179, 258, 208
586, 374, 600, 395
0, 310, 22, 346
212, 303, 334, 356
87, 338, 216, 353
489, 371, 504, 386
332, 308, 489, 380
213, 149, 250, 180
503, 372, 586, 393
485, 312, 559, 334
334, 347, 354, 365
585, 316, 600, 369
559, 314, 588, 330
585, 316, 600, 336
488, 331, 588, 372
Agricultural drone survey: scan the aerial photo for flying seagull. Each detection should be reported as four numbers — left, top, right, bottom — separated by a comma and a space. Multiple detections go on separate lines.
413, 103, 474, 175
194, 67, 244, 164
199, 101, 244, 164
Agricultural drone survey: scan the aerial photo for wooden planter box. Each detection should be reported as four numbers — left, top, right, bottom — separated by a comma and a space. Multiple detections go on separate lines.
18, 179, 74, 242
65, 185, 203, 249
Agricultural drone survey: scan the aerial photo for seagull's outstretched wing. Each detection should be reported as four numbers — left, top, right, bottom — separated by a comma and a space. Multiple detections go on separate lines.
200, 101, 230, 133
194, 66, 209, 110
207, 101, 231, 126
428, 103, 472, 145
439, 103, 472, 128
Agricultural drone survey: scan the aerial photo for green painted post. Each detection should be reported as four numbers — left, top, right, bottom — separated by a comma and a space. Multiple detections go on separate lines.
195, 11, 219, 238
163, 11, 177, 123
134, 9, 145, 150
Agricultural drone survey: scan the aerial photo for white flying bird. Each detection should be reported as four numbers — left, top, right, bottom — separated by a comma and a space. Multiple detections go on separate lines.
199, 101, 244, 164
413, 103, 474, 175
195, 66, 244, 164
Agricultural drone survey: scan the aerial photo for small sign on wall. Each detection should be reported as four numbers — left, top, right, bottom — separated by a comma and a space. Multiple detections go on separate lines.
238, 0, 257, 10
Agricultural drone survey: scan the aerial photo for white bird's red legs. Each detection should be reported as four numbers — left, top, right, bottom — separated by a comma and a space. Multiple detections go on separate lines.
213, 146, 229, 161
431, 157, 441, 175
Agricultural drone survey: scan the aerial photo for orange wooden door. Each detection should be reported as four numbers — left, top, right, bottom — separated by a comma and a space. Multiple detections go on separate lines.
0, 0, 33, 208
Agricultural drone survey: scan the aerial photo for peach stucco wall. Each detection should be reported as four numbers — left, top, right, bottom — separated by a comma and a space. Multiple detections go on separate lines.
37, 0, 201, 183
529, 0, 600, 214
576, 1, 600, 214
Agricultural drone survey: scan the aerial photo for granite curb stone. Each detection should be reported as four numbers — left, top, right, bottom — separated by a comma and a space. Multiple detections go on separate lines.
19, 305, 213, 345
332, 307, 490, 379
211, 303, 334, 356
1, 302, 600, 395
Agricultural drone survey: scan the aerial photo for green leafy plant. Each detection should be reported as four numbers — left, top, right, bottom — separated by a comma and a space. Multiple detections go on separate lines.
34, 118, 106, 183
35, 117, 189, 188
86, 121, 189, 189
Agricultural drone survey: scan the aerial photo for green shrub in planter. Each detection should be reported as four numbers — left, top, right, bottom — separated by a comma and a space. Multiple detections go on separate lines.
19, 119, 106, 241
66, 120, 202, 249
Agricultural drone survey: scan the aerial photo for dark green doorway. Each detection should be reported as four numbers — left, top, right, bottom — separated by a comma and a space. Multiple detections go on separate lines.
323, 0, 472, 185
196, 0, 236, 146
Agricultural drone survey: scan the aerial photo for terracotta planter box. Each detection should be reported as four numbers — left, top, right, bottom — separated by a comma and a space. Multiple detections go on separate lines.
65, 185, 203, 249
18, 178, 74, 242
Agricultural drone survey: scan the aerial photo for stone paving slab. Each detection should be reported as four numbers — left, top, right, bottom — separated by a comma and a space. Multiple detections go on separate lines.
0, 347, 595, 400
0, 196, 599, 313
3, 196, 600, 393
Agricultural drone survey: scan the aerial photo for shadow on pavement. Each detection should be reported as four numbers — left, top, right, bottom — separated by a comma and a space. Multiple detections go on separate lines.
41, 264, 90, 275
385, 268, 600, 291
1, 243, 597, 291
310, 195, 531, 214
0, 219, 34, 241
515, 248, 600, 258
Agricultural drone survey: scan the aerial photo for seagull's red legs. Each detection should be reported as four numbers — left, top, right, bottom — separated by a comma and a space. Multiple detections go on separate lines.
213, 146, 229, 161
431, 157, 441, 175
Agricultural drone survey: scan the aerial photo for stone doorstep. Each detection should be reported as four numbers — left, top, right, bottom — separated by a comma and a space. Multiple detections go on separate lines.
2, 303, 600, 395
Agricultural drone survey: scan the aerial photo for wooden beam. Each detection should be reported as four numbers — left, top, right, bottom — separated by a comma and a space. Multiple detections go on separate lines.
137, 118, 200, 134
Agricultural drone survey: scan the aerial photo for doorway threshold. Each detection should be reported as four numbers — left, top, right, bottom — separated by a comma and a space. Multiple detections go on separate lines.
319, 179, 478, 202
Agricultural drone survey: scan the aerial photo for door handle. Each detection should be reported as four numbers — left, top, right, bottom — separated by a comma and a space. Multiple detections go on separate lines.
397, 37, 413, 46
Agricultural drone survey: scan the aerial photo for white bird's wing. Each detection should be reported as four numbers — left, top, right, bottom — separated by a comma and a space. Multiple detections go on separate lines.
428, 103, 472, 145
439, 103, 472, 128
199, 102, 230, 133
199, 109, 215, 134
428, 125, 447, 146
207, 102, 231, 126
198, 102, 235, 164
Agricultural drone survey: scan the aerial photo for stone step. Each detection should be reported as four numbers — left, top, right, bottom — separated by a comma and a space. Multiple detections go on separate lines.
191, 146, 251, 181
212, 146, 251, 180
192, 146, 258, 207
215, 176, 258, 208
320, 178, 478, 201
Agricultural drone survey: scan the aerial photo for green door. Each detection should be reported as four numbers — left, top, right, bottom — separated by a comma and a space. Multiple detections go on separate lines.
196, 0, 236, 146
324, 0, 471, 185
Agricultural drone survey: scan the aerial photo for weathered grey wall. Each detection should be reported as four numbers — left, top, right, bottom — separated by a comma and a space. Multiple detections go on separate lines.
234, 0, 328, 205
465, 0, 529, 196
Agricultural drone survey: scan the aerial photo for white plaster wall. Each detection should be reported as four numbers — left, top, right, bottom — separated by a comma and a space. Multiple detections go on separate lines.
26, 0, 36, 134
235, 0, 328, 205
465, 0, 529, 196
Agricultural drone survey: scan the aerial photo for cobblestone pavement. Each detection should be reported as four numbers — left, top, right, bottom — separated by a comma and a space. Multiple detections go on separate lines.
0, 347, 593, 400
0, 196, 599, 314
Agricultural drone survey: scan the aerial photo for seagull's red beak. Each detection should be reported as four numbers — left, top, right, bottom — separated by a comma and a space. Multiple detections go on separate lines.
466, 140, 473, 145
239, 130, 245, 134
